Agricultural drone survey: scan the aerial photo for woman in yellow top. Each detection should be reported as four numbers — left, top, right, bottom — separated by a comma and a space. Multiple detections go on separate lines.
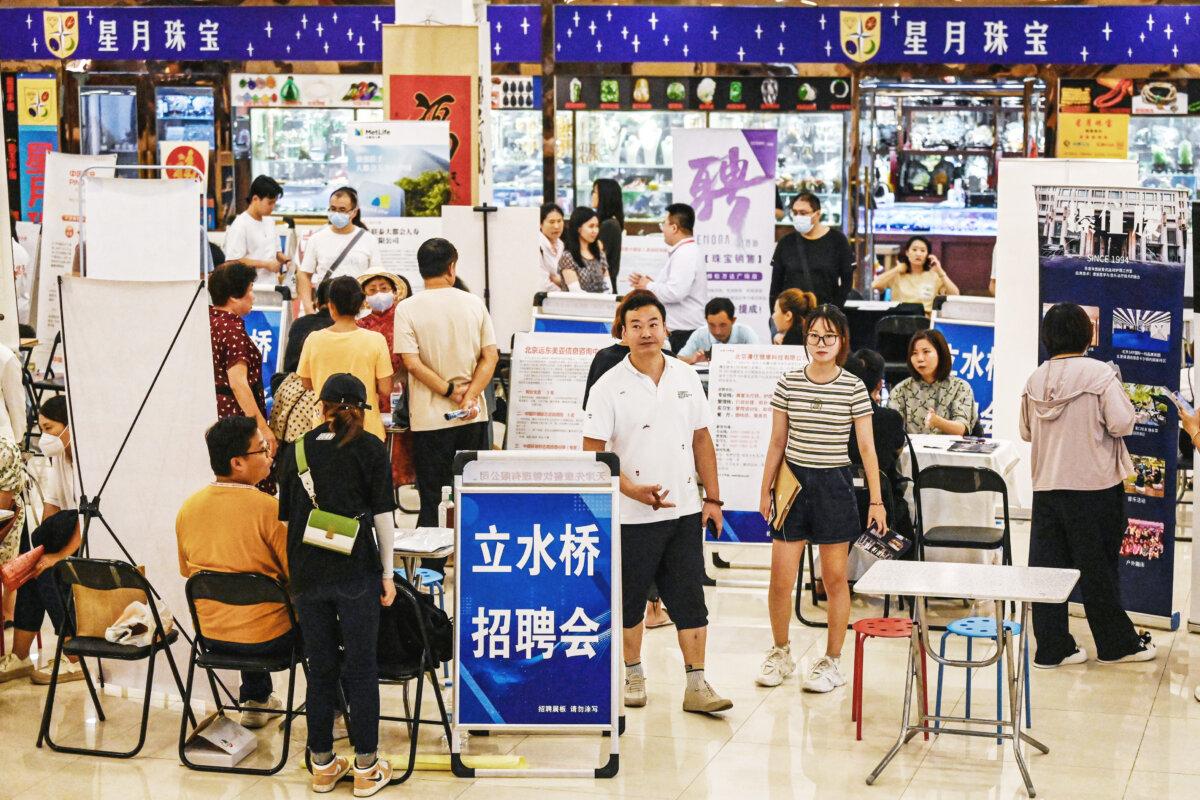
298, 276, 393, 440
874, 235, 960, 313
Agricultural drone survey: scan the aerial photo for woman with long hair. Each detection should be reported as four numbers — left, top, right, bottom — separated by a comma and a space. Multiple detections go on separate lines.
277, 373, 397, 795
591, 178, 625, 292
771, 288, 818, 346
298, 186, 383, 314
558, 206, 611, 293
873, 235, 960, 313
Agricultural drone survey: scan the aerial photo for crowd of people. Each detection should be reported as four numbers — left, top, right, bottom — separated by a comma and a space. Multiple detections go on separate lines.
0, 173, 1183, 794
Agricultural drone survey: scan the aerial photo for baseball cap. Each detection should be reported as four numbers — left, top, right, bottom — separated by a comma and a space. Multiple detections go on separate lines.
319, 373, 371, 410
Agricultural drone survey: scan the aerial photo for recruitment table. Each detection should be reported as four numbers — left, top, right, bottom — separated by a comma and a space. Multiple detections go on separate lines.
854, 560, 1079, 798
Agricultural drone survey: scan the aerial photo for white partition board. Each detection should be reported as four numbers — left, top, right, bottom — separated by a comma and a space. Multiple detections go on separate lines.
82, 176, 203, 281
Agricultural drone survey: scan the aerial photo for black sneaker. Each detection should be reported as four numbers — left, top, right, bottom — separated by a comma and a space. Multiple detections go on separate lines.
1097, 632, 1157, 664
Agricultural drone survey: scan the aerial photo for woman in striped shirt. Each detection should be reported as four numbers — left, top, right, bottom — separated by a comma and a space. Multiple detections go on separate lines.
757, 305, 887, 694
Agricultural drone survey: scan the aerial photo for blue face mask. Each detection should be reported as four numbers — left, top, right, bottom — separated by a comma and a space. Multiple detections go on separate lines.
328, 211, 351, 229
793, 213, 814, 235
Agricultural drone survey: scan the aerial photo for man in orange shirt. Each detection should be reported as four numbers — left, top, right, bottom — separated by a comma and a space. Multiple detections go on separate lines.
177, 416, 291, 728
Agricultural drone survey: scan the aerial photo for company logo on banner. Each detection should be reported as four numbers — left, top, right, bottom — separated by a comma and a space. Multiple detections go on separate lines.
15, 73, 58, 223
42, 11, 79, 58
840, 11, 881, 63
1036, 184, 1188, 628
457, 490, 613, 726
931, 319, 995, 435
673, 128, 777, 338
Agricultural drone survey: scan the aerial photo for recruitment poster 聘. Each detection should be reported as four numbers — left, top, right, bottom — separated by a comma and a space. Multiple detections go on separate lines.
1036, 185, 1187, 628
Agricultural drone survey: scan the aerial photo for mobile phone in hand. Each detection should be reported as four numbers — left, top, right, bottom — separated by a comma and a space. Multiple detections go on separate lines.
1171, 391, 1195, 415
705, 518, 721, 540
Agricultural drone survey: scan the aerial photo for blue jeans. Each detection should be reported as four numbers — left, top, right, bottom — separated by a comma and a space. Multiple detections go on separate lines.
295, 574, 381, 755
205, 630, 299, 703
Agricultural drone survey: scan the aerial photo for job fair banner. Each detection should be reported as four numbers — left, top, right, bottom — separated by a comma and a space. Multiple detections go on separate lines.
509, 332, 614, 451
455, 455, 618, 730
931, 318, 996, 435
673, 128, 776, 340
707, 344, 807, 544
1036, 185, 1187, 628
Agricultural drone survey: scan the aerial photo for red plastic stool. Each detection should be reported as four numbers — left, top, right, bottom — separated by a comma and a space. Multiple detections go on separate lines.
851, 617, 929, 742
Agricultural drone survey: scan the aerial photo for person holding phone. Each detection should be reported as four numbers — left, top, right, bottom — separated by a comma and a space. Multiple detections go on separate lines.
583, 291, 731, 715
757, 305, 886, 693
873, 235, 960, 313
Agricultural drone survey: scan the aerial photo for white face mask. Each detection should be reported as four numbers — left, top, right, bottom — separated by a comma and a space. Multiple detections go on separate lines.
366, 292, 395, 313
39, 430, 65, 458
793, 213, 815, 235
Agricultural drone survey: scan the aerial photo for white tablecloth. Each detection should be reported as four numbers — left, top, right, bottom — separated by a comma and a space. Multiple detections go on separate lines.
899, 435, 1021, 566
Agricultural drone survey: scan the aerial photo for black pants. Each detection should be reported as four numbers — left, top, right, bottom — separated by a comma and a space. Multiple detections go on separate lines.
622, 513, 708, 630
668, 329, 694, 355
413, 422, 488, 571
205, 630, 298, 703
13, 568, 69, 636
1028, 485, 1141, 663
295, 575, 380, 755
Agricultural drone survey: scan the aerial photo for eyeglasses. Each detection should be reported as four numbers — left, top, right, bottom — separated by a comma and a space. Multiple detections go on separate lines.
241, 448, 271, 458
806, 333, 841, 346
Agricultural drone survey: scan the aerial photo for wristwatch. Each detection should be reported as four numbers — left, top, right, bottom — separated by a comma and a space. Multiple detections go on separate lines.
443, 381, 456, 398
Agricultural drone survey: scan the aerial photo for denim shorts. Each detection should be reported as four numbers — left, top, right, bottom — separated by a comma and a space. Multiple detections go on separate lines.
771, 463, 861, 545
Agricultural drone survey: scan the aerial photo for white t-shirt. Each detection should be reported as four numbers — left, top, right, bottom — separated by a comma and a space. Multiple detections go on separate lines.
223, 211, 280, 284
583, 355, 711, 525
299, 226, 383, 287
42, 453, 78, 512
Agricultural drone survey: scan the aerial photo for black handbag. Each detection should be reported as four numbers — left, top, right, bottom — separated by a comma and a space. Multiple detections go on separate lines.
377, 575, 453, 678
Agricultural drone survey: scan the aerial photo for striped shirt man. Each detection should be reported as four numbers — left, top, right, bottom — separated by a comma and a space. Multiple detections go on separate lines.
770, 367, 871, 468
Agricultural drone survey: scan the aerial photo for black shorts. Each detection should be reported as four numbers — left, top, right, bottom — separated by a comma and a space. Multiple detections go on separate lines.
771, 464, 860, 545
621, 513, 708, 631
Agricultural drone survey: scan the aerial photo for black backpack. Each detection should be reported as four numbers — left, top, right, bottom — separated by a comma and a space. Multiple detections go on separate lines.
376, 575, 453, 679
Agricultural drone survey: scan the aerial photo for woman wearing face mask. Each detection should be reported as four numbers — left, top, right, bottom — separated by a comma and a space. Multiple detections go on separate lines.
538, 203, 567, 291
0, 396, 85, 685
558, 206, 611, 293
873, 235, 960, 313
771, 288, 818, 346
356, 271, 412, 378
210, 262, 277, 491
889, 329, 977, 435
298, 187, 383, 316
769, 191, 855, 309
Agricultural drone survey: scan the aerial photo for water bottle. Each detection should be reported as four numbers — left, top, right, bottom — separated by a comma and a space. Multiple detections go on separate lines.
437, 486, 454, 530
389, 388, 403, 428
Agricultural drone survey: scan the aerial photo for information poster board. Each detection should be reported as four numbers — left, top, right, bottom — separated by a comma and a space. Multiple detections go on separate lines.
673, 128, 777, 339
706, 343, 807, 543
1037, 184, 1187, 628
614, 235, 668, 295
346, 121, 451, 218
508, 332, 614, 451
931, 318, 996, 435
453, 451, 620, 776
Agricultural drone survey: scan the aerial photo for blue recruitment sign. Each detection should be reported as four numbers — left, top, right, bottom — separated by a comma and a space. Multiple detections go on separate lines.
931, 319, 995, 436
244, 307, 282, 411
0, 5, 540, 63
456, 485, 616, 728
554, 5, 1200, 66
532, 316, 612, 335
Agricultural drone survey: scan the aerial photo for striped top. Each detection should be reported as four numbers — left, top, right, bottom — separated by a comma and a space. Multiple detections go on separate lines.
771, 367, 872, 468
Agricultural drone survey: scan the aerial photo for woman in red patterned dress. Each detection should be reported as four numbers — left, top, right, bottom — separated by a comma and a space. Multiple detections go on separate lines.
356, 270, 413, 487
209, 262, 276, 492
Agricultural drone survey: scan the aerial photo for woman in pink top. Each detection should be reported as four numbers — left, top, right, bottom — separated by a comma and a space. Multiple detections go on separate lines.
1020, 303, 1155, 669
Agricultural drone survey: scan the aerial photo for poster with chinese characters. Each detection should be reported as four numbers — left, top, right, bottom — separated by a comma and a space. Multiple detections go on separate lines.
706, 343, 807, 543
673, 128, 777, 339
243, 307, 282, 414
387, 73, 474, 206
15, 73, 58, 224
345, 121, 451, 218
364, 217, 444, 293
930, 318, 995, 435
1037, 184, 1187, 628
509, 332, 615, 451
456, 488, 615, 727
1057, 113, 1131, 160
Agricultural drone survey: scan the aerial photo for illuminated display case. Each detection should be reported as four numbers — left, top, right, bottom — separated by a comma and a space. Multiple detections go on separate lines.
155, 86, 215, 149
490, 76, 543, 207
1129, 116, 1200, 198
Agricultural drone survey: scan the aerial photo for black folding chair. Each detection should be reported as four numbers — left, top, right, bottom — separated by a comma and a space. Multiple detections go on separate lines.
37, 558, 191, 759
875, 314, 930, 387
178, 571, 304, 776
913, 465, 1012, 567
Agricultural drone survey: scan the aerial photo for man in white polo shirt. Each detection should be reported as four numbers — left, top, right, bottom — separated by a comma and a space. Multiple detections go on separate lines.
628, 203, 707, 354
583, 290, 732, 716
223, 175, 290, 284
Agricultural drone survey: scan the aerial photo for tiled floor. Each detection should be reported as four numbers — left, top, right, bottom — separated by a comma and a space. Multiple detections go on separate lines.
3, 513, 1199, 799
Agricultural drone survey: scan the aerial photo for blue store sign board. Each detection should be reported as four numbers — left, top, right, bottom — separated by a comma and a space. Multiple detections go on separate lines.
931, 319, 995, 436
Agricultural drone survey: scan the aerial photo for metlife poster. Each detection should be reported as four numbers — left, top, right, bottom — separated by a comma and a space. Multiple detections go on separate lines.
1036, 185, 1187, 626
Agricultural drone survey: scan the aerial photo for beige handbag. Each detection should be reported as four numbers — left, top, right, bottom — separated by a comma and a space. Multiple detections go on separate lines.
771, 462, 801, 531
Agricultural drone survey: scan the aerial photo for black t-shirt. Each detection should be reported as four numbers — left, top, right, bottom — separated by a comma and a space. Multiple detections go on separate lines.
849, 401, 907, 480
282, 309, 333, 374
769, 228, 855, 308
277, 425, 396, 593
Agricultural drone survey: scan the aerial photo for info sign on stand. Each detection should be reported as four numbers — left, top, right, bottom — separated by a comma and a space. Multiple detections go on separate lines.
451, 450, 621, 779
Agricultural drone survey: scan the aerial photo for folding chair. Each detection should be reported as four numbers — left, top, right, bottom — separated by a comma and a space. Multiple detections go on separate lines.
178, 571, 304, 776
913, 465, 1012, 567
37, 558, 191, 759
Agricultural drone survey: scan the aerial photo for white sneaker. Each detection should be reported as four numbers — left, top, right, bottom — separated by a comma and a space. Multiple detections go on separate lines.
801, 655, 846, 693
1034, 647, 1088, 670
755, 645, 796, 687
31, 656, 83, 685
1097, 632, 1157, 665
239, 694, 282, 729
0, 653, 34, 683
624, 671, 647, 708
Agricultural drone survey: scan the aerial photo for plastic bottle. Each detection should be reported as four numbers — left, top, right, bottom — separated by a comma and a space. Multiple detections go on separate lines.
389, 387, 403, 428
437, 486, 454, 530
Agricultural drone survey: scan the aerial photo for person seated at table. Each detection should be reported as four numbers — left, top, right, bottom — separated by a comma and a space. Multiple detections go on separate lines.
557, 206, 611, 293
872, 235, 960, 313
846, 349, 912, 541
176, 416, 293, 728
889, 330, 976, 436
1021, 302, 1155, 668
537, 203, 566, 292
771, 288, 818, 346
677, 298, 759, 365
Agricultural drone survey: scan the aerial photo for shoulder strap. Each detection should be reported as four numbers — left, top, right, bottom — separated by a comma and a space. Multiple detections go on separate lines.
325, 229, 367, 280
294, 436, 319, 509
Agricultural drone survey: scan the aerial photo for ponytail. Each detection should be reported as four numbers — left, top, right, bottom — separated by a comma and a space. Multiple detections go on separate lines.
322, 401, 364, 446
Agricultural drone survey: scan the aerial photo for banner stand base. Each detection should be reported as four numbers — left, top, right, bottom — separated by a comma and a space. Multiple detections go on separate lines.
704, 544, 771, 589
1069, 602, 1180, 632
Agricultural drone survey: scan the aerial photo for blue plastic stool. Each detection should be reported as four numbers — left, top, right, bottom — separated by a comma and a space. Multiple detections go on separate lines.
394, 567, 449, 683
934, 616, 1032, 743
